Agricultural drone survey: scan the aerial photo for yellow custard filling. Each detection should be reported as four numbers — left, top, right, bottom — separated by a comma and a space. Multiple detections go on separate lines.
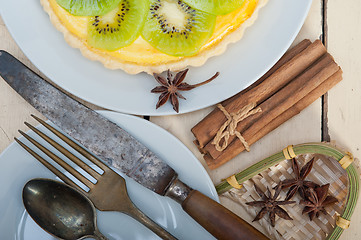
48, 0, 259, 65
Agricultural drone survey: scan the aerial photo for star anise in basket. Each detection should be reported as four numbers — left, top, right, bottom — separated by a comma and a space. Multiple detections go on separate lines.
151, 69, 219, 113
300, 183, 338, 221
278, 158, 319, 200
246, 184, 295, 227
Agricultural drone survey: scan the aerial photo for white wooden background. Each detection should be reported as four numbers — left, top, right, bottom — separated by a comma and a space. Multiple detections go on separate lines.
0, 0, 360, 238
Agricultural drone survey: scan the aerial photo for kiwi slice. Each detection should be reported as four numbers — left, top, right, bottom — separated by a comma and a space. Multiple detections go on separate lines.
181, 0, 245, 15
56, 0, 122, 16
141, 0, 216, 57
87, 0, 148, 51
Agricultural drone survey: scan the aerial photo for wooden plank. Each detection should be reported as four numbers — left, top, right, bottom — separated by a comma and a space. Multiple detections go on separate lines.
151, 0, 323, 234
326, 0, 361, 238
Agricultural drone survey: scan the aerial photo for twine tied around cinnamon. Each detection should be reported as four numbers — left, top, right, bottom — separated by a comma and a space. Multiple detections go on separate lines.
212, 103, 262, 152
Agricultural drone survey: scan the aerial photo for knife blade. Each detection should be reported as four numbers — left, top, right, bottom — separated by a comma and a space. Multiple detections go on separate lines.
0, 50, 268, 240
0, 51, 176, 195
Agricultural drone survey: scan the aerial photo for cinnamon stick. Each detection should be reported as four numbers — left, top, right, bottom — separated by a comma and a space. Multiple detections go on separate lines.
205, 69, 343, 169
191, 39, 343, 169
222, 39, 313, 106
204, 53, 339, 160
192, 40, 326, 148
196, 39, 311, 154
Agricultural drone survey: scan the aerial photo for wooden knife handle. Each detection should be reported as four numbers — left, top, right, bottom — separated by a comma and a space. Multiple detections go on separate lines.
182, 190, 268, 240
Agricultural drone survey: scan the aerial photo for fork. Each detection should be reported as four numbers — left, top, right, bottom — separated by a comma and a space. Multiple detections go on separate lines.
15, 115, 177, 240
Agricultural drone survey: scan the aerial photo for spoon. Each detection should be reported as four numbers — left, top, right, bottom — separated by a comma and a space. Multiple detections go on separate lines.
22, 178, 107, 240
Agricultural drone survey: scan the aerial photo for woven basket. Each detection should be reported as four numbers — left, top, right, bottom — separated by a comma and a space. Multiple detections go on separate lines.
216, 142, 359, 240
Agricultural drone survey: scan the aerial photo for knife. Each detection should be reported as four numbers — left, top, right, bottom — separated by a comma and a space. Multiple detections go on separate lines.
0, 50, 268, 240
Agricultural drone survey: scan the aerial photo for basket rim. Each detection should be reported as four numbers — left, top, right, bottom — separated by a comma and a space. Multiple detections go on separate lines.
216, 142, 360, 240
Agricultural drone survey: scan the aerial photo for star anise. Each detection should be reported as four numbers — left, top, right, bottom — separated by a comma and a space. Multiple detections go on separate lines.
246, 184, 295, 227
151, 69, 219, 113
300, 183, 338, 221
278, 158, 319, 200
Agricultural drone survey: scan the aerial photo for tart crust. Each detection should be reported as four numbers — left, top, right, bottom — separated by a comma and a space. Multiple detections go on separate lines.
40, 0, 268, 74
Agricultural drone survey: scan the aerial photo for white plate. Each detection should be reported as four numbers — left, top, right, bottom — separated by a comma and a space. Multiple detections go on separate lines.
0, 0, 311, 115
0, 111, 218, 239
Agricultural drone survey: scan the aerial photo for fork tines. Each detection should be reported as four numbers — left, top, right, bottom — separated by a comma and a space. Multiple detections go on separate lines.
16, 116, 179, 240
15, 115, 108, 193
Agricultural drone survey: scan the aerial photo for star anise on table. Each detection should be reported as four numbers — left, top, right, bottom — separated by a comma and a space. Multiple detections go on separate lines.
300, 183, 338, 221
246, 184, 295, 227
278, 158, 319, 200
151, 69, 219, 113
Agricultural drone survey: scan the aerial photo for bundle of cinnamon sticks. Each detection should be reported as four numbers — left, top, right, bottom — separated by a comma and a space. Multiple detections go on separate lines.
191, 39, 343, 169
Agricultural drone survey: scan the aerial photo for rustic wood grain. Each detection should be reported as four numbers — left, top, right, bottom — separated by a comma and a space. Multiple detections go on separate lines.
326, 0, 361, 238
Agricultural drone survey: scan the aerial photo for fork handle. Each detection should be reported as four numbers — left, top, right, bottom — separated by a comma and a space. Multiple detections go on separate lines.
126, 203, 177, 240
182, 190, 269, 240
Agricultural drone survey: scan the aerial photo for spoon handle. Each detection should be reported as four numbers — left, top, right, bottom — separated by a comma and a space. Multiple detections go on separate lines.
92, 229, 109, 240
125, 203, 177, 240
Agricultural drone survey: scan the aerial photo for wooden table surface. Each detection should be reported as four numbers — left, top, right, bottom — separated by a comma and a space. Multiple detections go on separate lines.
1, 0, 360, 239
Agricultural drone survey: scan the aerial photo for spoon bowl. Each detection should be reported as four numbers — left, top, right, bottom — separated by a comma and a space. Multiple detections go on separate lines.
22, 178, 107, 240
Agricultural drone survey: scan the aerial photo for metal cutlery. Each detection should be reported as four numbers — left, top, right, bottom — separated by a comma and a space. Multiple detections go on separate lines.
0, 50, 268, 240
23, 178, 108, 240
16, 116, 176, 240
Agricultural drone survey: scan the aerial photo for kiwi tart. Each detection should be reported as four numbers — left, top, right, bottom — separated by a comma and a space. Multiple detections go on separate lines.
41, 0, 268, 74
